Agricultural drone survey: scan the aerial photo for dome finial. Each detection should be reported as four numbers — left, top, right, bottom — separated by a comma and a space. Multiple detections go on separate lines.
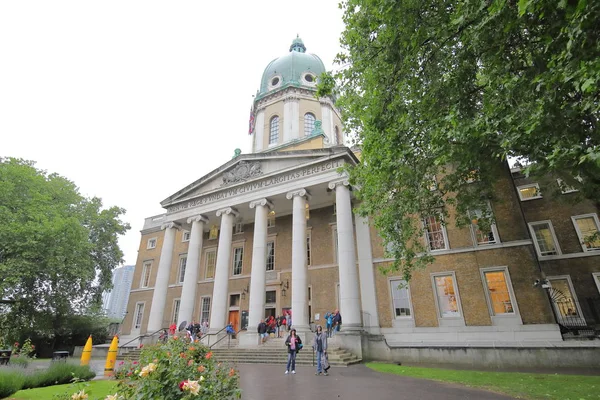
290, 35, 306, 53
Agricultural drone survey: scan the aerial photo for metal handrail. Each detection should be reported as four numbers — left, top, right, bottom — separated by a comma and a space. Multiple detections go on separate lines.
119, 328, 167, 348
201, 326, 228, 348
209, 328, 240, 349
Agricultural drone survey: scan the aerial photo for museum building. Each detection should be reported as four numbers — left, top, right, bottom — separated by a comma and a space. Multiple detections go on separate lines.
121, 38, 600, 365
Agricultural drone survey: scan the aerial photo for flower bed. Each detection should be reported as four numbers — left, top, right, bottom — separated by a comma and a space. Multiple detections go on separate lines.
114, 337, 241, 399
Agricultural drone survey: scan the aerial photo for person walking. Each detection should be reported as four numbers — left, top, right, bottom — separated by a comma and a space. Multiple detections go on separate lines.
313, 325, 328, 376
284, 328, 302, 374
257, 319, 268, 344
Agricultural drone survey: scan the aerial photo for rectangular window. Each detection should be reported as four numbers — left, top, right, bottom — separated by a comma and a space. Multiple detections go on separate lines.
528, 221, 560, 256
200, 297, 211, 324
482, 269, 515, 315
178, 256, 187, 284
147, 238, 157, 249
267, 211, 276, 228
232, 247, 244, 275
390, 279, 412, 318
234, 219, 244, 234
134, 303, 145, 329
171, 299, 181, 324
306, 233, 312, 266
230, 294, 240, 307
470, 209, 498, 245
517, 183, 542, 201
557, 178, 578, 194
209, 225, 219, 240
305, 203, 310, 220
548, 277, 584, 320
593, 273, 600, 295
266, 290, 276, 304
432, 274, 460, 318
266, 241, 275, 271
205, 250, 216, 279
572, 214, 600, 251
141, 262, 152, 288
182, 231, 191, 242
424, 215, 448, 251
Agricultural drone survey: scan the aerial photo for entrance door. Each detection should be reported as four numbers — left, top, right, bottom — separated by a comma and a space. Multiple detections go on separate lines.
228, 310, 240, 333
264, 308, 276, 319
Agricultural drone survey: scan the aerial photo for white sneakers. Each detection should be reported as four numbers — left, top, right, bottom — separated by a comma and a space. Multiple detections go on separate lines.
285, 370, 296, 375
292, 370, 296, 374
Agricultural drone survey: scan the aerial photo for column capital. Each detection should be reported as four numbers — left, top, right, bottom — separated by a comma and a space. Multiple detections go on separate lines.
187, 215, 209, 224
285, 188, 312, 201
249, 198, 274, 210
161, 221, 181, 230
216, 207, 239, 218
328, 179, 351, 191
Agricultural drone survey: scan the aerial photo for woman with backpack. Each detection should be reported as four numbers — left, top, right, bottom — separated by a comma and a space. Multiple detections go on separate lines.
284, 328, 302, 374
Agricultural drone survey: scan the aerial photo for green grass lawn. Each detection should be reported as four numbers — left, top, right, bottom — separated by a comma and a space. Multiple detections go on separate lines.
366, 363, 600, 400
8, 380, 119, 400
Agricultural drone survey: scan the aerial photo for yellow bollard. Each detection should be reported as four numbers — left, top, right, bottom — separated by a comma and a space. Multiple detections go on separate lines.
80, 335, 92, 366
104, 336, 119, 377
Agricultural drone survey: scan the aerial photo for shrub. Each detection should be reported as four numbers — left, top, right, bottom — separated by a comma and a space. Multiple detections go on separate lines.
10, 354, 29, 368
22, 363, 95, 389
0, 368, 26, 398
117, 337, 241, 399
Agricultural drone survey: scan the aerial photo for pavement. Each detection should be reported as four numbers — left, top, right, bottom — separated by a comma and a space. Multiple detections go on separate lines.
237, 364, 515, 400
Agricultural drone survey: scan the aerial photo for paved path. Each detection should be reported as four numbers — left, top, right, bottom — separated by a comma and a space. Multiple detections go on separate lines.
237, 364, 515, 400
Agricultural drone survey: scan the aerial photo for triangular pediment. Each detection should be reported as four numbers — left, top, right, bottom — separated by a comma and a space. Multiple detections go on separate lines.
161, 147, 357, 208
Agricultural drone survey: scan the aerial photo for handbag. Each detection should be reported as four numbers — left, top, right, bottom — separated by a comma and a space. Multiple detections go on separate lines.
322, 352, 330, 371
298, 343, 303, 351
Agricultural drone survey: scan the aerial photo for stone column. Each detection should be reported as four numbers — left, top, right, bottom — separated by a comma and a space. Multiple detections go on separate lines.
177, 215, 208, 326
209, 207, 238, 332
147, 221, 180, 332
329, 180, 362, 328
355, 214, 380, 333
241, 198, 273, 346
285, 189, 311, 333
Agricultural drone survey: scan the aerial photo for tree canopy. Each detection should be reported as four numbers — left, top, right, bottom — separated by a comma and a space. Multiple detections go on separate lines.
319, 0, 600, 279
0, 158, 130, 343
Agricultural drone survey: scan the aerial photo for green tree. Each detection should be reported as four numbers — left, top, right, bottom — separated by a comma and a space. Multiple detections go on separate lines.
0, 158, 130, 344
319, 0, 600, 279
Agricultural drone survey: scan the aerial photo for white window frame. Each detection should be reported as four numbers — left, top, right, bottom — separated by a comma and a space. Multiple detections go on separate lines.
266, 240, 275, 271
267, 211, 276, 228
304, 112, 316, 136
232, 246, 244, 276
593, 273, 600, 295
209, 225, 219, 240
171, 298, 181, 325
571, 213, 600, 252
430, 272, 464, 326
469, 208, 499, 246
133, 302, 145, 330
528, 220, 562, 256
389, 278, 413, 320
269, 115, 279, 145
517, 183, 542, 201
199, 296, 211, 324
556, 178, 578, 194
480, 266, 522, 325
182, 231, 191, 242
306, 230, 312, 266
177, 255, 187, 284
423, 215, 449, 252
265, 289, 277, 305
204, 248, 217, 279
147, 237, 157, 249
234, 219, 244, 235
547, 275, 586, 324
140, 261, 152, 288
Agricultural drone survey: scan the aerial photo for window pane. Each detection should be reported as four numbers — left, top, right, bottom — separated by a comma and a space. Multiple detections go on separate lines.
484, 271, 514, 315
233, 248, 243, 275
200, 297, 211, 324
390, 280, 411, 317
266, 290, 276, 304
425, 216, 446, 250
209, 225, 219, 240
134, 304, 144, 329
205, 251, 216, 279
266, 241, 275, 271
304, 113, 315, 136
230, 294, 240, 307
551, 279, 580, 318
434, 275, 459, 317
532, 223, 558, 255
172, 300, 180, 324
142, 263, 151, 287
178, 257, 187, 283
306, 235, 311, 266
519, 185, 540, 199
269, 116, 279, 144
575, 217, 600, 250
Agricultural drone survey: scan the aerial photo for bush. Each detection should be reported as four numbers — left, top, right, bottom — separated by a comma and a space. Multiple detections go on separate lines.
0, 368, 26, 398
10, 355, 29, 368
117, 337, 241, 399
22, 363, 95, 389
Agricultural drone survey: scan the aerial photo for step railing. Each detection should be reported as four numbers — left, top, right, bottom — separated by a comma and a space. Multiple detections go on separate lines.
209, 328, 241, 349
119, 328, 168, 349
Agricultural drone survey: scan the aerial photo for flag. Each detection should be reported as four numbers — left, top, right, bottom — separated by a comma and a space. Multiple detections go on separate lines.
248, 106, 255, 135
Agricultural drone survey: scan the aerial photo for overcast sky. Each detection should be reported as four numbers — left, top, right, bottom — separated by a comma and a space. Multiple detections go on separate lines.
1, 1, 345, 266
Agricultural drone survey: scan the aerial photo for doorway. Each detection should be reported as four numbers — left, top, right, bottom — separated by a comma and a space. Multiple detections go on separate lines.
228, 310, 240, 336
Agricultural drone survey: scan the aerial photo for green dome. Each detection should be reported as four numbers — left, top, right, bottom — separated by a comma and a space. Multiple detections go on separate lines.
257, 36, 326, 99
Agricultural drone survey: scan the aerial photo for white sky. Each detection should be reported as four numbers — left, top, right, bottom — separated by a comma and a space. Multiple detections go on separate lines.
0, 1, 345, 266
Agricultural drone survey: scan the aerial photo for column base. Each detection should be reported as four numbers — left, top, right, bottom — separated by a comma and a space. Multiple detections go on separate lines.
238, 332, 262, 348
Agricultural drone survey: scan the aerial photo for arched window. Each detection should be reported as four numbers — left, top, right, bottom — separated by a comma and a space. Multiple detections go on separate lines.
335, 126, 341, 145
304, 113, 316, 136
269, 116, 279, 144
